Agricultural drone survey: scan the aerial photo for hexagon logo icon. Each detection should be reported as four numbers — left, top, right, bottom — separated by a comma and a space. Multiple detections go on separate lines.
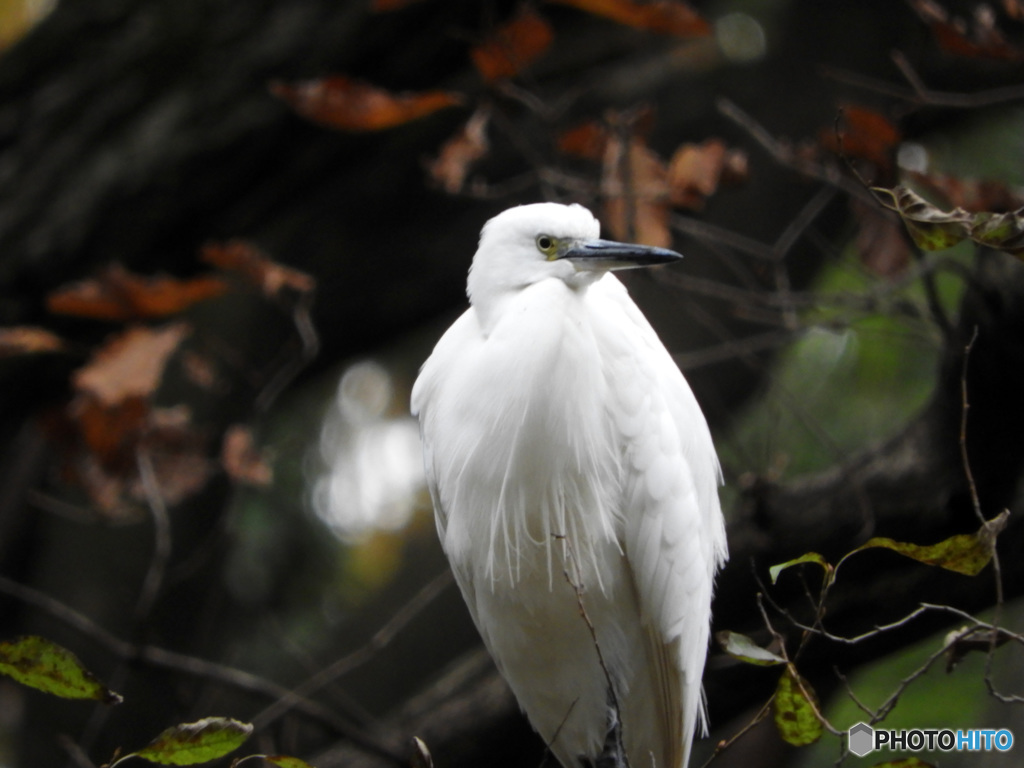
848, 722, 874, 757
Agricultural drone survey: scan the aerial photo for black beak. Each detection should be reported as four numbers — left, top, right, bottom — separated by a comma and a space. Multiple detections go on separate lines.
559, 239, 682, 270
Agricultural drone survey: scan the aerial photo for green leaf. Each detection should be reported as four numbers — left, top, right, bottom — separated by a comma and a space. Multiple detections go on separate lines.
129, 717, 253, 765
872, 186, 971, 251
716, 631, 786, 666
970, 209, 1024, 256
261, 757, 316, 768
768, 551, 832, 585
773, 666, 822, 746
870, 758, 936, 768
0, 635, 122, 703
873, 185, 1024, 258
851, 511, 1007, 576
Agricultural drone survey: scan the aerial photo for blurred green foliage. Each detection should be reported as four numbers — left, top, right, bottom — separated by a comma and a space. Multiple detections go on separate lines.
720, 239, 973, 485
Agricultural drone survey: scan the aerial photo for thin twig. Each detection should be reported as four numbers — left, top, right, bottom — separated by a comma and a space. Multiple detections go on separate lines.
134, 449, 173, 622
834, 668, 875, 719
697, 699, 773, 768
72, 449, 178, 763
891, 50, 1024, 109
785, 603, 934, 646
670, 214, 775, 261
0, 573, 401, 758
58, 735, 98, 768
771, 184, 839, 329
251, 569, 453, 731
255, 293, 319, 412
716, 98, 873, 204
557, 534, 630, 768
673, 329, 798, 371
869, 638, 953, 723
764, 591, 1024, 650
754, 592, 787, 657
959, 326, 1019, 703
822, 58, 1024, 108
656, 243, 963, 320
0, 573, 131, 657
959, 327, 985, 526
752, 594, 842, 737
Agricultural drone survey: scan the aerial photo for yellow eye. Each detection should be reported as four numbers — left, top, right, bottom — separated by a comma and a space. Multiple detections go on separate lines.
536, 234, 557, 257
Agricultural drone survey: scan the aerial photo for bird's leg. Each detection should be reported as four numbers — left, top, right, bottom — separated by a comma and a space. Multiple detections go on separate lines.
578, 690, 629, 768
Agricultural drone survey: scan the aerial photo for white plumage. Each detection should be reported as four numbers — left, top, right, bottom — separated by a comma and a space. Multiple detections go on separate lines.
411, 203, 727, 768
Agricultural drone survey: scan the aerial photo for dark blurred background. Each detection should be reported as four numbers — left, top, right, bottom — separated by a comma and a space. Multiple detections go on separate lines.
1, 1, 1023, 767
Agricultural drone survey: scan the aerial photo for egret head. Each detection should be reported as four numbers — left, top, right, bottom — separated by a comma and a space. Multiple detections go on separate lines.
467, 203, 681, 311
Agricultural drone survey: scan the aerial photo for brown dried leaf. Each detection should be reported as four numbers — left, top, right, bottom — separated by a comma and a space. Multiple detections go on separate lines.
601, 133, 672, 248
872, 185, 972, 251
667, 139, 747, 210
74, 453, 130, 517
221, 425, 273, 487
969, 209, 1024, 256
270, 76, 462, 131
47, 265, 228, 321
910, 0, 1024, 60
557, 120, 609, 161
201, 241, 315, 298
823, 105, 901, 168
139, 407, 212, 506
180, 351, 221, 391
67, 400, 213, 516
471, 7, 554, 81
133, 449, 213, 508
70, 340, 193, 476
427, 108, 490, 193
945, 625, 1013, 672
81, 451, 211, 519
73, 395, 150, 468
873, 186, 1024, 257
148, 405, 193, 432
549, 0, 710, 36
73, 324, 189, 407
905, 170, 1024, 213
370, 0, 426, 10
0, 327, 65, 356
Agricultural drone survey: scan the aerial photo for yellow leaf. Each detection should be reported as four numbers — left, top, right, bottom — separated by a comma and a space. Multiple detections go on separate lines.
773, 666, 822, 746
0, 636, 122, 703
850, 511, 1007, 577
125, 717, 252, 766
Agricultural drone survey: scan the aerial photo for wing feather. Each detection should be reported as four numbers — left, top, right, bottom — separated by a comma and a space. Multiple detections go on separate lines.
591, 276, 727, 768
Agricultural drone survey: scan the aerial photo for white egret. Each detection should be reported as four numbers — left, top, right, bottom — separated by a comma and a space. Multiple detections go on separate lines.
411, 203, 727, 768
